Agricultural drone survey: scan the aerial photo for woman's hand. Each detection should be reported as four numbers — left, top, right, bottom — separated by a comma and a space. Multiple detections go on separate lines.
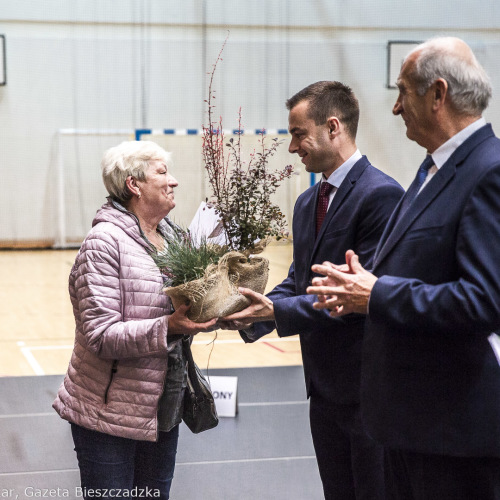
167, 304, 218, 336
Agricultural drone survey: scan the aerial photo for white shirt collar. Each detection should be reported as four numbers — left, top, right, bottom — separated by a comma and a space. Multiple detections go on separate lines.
323, 149, 362, 187
431, 118, 486, 169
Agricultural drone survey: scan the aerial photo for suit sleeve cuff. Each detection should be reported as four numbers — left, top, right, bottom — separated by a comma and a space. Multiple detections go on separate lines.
239, 326, 256, 343
368, 276, 393, 323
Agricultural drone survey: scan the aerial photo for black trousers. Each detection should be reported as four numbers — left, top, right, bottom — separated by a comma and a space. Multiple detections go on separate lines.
385, 448, 500, 500
309, 396, 385, 500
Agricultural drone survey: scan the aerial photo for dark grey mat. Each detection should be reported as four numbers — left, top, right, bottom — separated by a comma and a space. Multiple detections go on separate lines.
0, 367, 323, 499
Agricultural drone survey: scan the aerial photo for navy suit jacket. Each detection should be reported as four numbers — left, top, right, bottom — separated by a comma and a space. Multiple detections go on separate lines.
363, 124, 500, 457
244, 156, 403, 405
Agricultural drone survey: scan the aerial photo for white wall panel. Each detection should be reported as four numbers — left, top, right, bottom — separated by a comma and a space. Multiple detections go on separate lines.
0, 0, 499, 245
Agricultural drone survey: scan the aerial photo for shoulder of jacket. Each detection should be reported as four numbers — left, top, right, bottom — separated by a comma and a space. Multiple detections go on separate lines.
358, 164, 403, 190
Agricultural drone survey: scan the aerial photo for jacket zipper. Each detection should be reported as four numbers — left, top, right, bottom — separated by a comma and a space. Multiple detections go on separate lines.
104, 360, 118, 404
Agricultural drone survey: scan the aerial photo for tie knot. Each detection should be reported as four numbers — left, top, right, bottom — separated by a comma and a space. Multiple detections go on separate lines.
420, 155, 434, 173
320, 182, 334, 197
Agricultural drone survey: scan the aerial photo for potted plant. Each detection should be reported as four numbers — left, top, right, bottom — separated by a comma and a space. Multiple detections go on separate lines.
154, 38, 293, 322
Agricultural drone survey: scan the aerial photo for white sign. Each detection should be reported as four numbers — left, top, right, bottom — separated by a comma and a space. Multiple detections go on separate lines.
188, 202, 228, 246
188, 201, 262, 250
208, 376, 238, 417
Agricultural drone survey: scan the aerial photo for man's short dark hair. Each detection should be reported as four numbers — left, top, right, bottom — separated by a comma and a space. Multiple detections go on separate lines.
286, 81, 360, 139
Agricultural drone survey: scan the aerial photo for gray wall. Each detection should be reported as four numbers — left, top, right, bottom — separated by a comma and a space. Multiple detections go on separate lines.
1, 0, 499, 245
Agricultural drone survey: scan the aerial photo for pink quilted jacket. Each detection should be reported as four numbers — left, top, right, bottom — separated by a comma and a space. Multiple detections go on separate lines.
53, 200, 179, 442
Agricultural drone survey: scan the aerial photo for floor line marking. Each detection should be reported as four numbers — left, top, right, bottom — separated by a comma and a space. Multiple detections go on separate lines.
0, 468, 78, 477
0, 401, 307, 419
0, 412, 58, 419
239, 401, 307, 407
21, 345, 73, 351
262, 341, 285, 353
176, 455, 316, 466
17, 337, 300, 377
193, 337, 300, 345
0, 456, 316, 477
15, 337, 299, 351
20, 347, 45, 376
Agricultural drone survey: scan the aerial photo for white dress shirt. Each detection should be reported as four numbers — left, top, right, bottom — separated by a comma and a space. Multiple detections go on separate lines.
322, 149, 363, 209
418, 117, 486, 194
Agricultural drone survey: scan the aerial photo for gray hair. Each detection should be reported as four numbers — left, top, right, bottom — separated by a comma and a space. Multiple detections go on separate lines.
407, 37, 492, 115
101, 141, 173, 202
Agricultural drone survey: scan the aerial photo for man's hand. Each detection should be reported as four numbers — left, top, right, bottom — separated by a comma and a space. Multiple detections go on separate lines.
217, 319, 253, 331
167, 304, 218, 335
306, 250, 377, 316
315, 260, 351, 276
220, 287, 275, 324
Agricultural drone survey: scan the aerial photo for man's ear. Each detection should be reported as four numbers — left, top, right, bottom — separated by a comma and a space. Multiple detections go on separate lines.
327, 116, 341, 136
433, 78, 448, 110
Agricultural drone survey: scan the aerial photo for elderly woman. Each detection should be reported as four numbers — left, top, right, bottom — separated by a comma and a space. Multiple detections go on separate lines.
53, 141, 216, 499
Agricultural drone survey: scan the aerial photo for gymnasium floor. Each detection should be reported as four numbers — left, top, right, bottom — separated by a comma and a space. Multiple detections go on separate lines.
0, 242, 301, 376
0, 243, 324, 499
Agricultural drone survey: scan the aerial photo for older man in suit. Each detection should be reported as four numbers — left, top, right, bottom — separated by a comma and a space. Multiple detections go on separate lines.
221, 81, 403, 499
308, 38, 500, 499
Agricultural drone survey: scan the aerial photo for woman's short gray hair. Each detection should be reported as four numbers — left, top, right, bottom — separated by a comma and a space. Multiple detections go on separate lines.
408, 37, 492, 115
101, 141, 173, 202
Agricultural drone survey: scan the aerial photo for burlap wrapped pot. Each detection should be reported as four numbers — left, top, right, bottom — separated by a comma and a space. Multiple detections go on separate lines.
163, 251, 269, 323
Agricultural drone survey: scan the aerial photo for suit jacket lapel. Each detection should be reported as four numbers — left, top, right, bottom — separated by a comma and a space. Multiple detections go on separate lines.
374, 164, 456, 268
302, 182, 320, 260
372, 124, 495, 269
372, 194, 405, 266
372, 166, 432, 265
374, 124, 495, 270
310, 157, 370, 263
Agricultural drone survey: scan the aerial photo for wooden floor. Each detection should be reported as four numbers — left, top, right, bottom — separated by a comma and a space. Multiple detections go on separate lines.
0, 242, 300, 377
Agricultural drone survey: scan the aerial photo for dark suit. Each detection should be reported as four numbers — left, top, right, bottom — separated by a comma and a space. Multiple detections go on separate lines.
364, 124, 500, 498
244, 156, 403, 499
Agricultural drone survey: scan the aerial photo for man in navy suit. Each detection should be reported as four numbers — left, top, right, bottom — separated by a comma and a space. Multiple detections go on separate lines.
308, 38, 500, 499
221, 81, 403, 499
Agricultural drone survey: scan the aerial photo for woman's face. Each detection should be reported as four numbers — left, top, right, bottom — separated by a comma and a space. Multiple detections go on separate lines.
137, 159, 179, 217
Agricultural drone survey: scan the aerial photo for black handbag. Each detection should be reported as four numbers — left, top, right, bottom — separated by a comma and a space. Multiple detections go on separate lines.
182, 338, 219, 434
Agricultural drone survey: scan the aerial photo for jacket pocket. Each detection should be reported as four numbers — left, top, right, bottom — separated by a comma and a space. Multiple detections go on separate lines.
404, 225, 443, 241
104, 360, 118, 404
322, 226, 349, 241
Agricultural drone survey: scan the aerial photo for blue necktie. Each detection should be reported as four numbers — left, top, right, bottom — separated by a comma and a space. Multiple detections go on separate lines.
397, 155, 434, 221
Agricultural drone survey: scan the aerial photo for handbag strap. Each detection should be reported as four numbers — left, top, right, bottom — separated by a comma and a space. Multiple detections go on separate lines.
182, 337, 206, 399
